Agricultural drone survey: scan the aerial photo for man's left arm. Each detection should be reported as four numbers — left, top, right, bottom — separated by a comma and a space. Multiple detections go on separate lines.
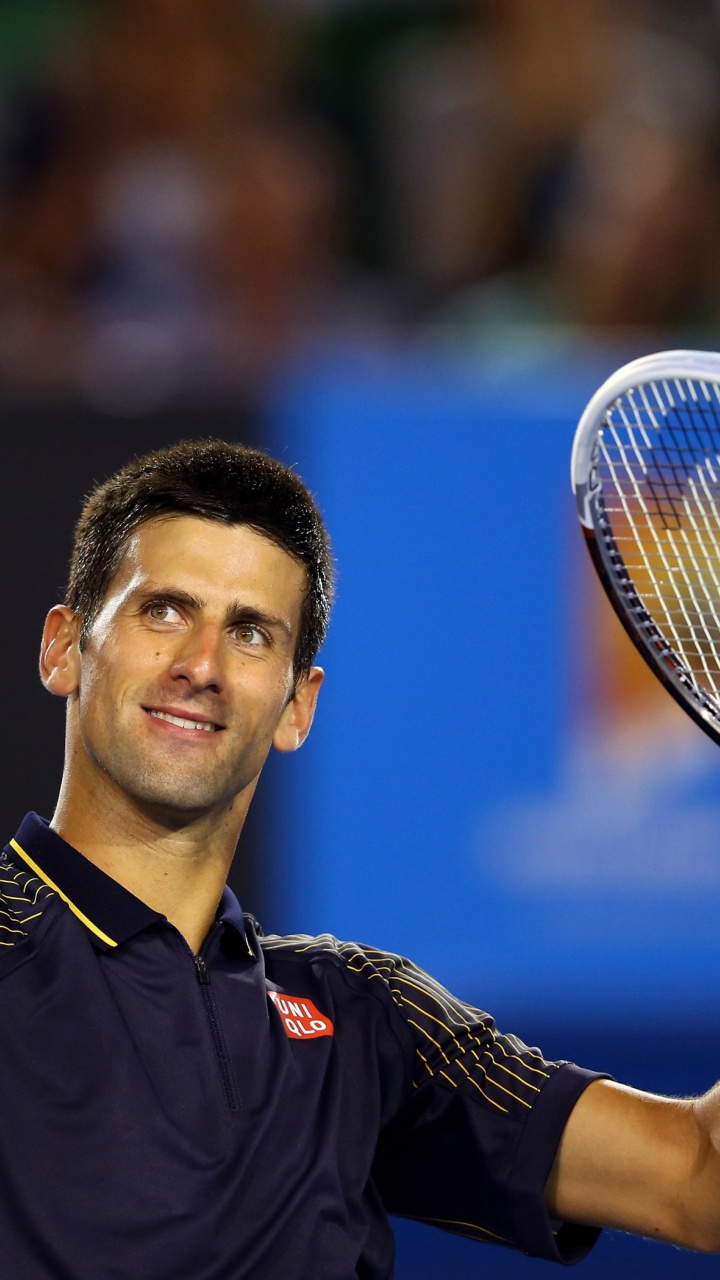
545, 1077, 720, 1252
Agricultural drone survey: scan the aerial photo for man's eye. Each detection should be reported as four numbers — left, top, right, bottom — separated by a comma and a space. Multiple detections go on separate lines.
147, 603, 179, 622
234, 625, 266, 646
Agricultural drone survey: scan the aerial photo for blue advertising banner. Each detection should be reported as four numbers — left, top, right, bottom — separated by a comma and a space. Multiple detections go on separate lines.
265, 347, 720, 1026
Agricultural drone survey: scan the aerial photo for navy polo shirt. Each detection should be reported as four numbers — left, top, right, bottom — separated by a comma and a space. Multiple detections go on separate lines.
0, 813, 606, 1279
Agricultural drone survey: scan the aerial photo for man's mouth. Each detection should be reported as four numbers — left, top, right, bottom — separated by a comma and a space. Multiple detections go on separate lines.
146, 709, 221, 733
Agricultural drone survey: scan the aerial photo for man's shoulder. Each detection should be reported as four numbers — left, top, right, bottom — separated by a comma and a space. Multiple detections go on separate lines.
257, 931, 419, 1011
257, 928, 570, 1109
258, 929, 404, 975
257, 932, 425, 1064
257, 930, 480, 1036
0, 852, 56, 944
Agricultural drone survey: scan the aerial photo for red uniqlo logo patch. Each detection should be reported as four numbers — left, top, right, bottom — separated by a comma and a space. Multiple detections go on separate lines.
269, 991, 334, 1040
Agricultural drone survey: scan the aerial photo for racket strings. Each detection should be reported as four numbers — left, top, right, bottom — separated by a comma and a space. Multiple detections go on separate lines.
597, 376, 720, 712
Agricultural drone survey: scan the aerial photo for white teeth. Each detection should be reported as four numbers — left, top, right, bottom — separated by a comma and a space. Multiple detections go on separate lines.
148, 710, 217, 732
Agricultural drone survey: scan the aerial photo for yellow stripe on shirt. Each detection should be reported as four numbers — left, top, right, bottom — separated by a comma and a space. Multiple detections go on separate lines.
9, 839, 117, 948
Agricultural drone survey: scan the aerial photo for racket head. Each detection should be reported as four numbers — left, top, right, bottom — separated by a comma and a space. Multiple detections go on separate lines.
571, 349, 720, 747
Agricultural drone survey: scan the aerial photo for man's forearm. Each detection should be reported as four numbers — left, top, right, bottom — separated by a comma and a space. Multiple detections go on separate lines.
546, 1077, 720, 1252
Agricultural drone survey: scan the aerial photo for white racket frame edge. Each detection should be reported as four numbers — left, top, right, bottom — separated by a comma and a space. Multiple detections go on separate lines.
570, 347, 720, 746
571, 349, 720, 527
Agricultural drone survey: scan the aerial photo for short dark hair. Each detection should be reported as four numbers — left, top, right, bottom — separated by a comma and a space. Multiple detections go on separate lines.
66, 439, 334, 679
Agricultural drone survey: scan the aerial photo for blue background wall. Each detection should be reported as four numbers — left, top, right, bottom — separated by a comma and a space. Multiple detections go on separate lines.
265, 347, 720, 1277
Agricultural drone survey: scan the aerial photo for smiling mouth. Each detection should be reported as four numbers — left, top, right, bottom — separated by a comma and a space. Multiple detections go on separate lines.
146, 709, 221, 733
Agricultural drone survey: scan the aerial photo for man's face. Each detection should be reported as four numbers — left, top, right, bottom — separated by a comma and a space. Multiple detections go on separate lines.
58, 515, 318, 820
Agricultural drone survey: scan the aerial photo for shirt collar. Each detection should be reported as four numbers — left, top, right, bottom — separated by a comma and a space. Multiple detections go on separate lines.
5, 813, 252, 957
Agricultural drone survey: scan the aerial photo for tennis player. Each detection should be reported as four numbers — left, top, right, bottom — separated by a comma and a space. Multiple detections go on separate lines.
2, 439, 719, 1278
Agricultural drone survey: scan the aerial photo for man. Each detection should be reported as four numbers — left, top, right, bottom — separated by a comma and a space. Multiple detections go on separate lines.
3, 438, 719, 1278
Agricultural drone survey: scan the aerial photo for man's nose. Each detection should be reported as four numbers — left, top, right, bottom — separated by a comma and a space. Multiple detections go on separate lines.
167, 624, 226, 692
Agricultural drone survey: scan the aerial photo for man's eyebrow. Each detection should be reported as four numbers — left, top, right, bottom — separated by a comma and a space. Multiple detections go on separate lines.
134, 586, 205, 612
225, 603, 293, 640
133, 586, 293, 639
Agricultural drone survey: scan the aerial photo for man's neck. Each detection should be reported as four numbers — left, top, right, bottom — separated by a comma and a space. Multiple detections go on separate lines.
50, 778, 253, 955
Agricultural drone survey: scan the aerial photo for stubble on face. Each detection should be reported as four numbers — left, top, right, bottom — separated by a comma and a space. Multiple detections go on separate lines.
68, 516, 306, 825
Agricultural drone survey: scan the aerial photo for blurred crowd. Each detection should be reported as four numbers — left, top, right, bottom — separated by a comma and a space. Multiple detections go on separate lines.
0, 0, 719, 409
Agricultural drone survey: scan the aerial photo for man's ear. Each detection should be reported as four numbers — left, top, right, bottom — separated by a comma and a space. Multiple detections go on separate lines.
273, 667, 324, 754
39, 606, 82, 696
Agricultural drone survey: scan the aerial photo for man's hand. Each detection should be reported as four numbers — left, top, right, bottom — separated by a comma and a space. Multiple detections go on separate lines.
544, 1078, 720, 1252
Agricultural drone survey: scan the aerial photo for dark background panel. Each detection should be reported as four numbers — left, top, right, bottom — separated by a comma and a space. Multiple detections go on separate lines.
0, 401, 268, 910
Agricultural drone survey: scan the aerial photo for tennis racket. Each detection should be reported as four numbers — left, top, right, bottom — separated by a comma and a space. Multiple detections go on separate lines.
571, 349, 720, 746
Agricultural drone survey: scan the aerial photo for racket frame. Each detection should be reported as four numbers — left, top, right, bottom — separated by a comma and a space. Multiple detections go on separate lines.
570, 349, 720, 747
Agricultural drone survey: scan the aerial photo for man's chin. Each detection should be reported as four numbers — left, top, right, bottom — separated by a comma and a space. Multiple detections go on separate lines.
90, 747, 259, 824
110, 763, 246, 823
129, 787, 238, 827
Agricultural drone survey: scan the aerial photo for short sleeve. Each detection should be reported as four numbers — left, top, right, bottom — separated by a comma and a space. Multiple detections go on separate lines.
358, 949, 608, 1264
